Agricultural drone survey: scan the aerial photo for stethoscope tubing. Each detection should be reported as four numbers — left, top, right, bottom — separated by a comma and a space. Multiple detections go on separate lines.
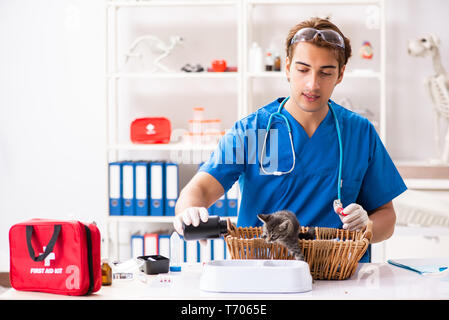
260, 96, 343, 204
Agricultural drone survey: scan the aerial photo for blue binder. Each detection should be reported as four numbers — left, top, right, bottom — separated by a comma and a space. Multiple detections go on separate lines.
164, 162, 178, 216
226, 182, 239, 217
108, 162, 122, 216
212, 194, 226, 216
122, 161, 136, 216
134, 161, 150, 216
150, 162, 164, 216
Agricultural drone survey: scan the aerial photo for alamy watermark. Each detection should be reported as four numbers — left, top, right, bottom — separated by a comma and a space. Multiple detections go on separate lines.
168, 127, 282, 173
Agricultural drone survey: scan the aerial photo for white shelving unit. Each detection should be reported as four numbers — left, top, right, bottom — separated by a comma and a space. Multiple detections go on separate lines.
105, 0, 244, 260
243, 0, 387, 141
104, 0, 387, 260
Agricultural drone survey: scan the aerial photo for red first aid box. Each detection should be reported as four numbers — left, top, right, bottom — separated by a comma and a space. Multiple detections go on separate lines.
9, 219, 101, 296
130, 117, 171, 144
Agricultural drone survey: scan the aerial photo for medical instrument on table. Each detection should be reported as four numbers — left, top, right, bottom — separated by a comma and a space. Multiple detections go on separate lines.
111, 258, 145, 281
290, 27, 345, 49
260, 96, 345, 215
388, 258, 449, 278
137, 255, 170, 275
182, 215, 228, 241
169, 231, 182, 272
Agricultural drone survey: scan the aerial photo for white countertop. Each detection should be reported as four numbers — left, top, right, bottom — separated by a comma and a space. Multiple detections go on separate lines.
2, 261, 449, 300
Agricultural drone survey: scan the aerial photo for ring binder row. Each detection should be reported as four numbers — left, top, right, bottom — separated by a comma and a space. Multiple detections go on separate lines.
198, 162, 240, 217
131, 233, 229, 263
109, 161, 178, 216
109, 161, 240, 217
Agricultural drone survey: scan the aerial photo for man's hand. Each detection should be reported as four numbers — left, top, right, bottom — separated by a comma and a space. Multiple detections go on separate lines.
173, 207, 209, 245
334, 202, 369, 231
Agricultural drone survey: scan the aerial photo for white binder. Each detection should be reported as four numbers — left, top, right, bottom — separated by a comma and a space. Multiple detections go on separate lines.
122, 162, 135, 216
199, 240, 212, 263
158, 234, 170, 258
185, 240, 198, 264
165, 163, 178, 216
212, 238, 226, 261
150, 162, 164, 216
131, 234, 144, 259
135, 161, 149, 216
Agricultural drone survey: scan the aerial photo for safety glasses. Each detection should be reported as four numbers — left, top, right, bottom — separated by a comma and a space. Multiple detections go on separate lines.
290, 27, 345, 49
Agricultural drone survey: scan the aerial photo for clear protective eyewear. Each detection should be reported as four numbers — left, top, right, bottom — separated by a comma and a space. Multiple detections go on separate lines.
290, 27, 345, 49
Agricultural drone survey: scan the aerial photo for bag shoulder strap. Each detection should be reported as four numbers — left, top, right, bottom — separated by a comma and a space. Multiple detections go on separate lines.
26, 225, 61, 262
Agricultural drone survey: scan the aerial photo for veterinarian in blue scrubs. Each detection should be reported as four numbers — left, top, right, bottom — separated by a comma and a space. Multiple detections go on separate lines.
173, 17, 407, 262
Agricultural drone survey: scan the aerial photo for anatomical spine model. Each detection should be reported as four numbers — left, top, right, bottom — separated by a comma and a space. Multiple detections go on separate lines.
408, 34, 449, 163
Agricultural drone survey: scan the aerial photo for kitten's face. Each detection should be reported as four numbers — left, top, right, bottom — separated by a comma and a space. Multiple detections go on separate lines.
261, 223, 278, 243
258, 213, 290, 243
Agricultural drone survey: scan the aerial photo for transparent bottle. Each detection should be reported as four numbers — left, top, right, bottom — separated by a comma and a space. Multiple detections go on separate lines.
169, 231, 182, 272
249, 42, 263, 73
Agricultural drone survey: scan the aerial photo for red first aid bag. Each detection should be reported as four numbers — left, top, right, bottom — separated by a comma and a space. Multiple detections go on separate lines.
130, 117, 171, 144
9, 219, 101, 296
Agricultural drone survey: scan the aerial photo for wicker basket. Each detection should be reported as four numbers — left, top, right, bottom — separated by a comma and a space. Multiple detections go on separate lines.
224, 219, 373, 280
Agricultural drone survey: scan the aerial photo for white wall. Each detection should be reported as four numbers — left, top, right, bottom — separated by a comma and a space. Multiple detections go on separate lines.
386, 0, 449, 160
0, 0, 106, 270
1, 0, 448, 270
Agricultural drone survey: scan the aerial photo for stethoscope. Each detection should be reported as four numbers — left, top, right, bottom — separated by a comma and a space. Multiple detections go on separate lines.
260, 96, 347, 216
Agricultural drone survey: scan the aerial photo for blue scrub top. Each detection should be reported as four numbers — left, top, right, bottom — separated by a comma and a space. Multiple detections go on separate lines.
199, 97, 407, 262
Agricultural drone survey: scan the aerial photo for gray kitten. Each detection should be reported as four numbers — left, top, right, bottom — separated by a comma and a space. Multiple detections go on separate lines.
257, 210, 315, 261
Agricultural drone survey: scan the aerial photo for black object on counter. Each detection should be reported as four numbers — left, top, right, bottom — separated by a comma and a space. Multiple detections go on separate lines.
137, 255, 170, 275
182, 215, 228, 241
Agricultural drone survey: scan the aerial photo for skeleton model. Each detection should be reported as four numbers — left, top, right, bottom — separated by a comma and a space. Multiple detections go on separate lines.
408, 34, 449, 163
124, 35, 183, 73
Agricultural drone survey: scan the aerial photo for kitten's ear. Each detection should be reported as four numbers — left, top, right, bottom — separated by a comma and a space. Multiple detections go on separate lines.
278, 220, 290, 232
257, 214, 271, 222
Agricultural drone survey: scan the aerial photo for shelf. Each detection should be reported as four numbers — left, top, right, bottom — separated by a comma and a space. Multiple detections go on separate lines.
404, 179, 449, 190
108, 143, 218, 151
395, 160, 449, 168
395, 160, 449, 180
107, 72, 240, 80
108, 216, 175, 223
107, 0, 239, 8
248, 0, 381, 5
108, 215, 238, 223
246, 70, 381, 79
109, 71, 379, 80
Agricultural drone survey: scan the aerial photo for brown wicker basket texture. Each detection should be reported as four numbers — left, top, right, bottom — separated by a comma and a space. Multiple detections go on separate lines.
224, 219, 373, 280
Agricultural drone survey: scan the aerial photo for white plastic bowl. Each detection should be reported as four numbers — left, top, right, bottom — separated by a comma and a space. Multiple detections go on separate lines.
200, 259, 313, 293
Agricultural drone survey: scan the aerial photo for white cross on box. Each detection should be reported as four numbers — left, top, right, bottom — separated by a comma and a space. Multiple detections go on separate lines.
39, 246, 55, 267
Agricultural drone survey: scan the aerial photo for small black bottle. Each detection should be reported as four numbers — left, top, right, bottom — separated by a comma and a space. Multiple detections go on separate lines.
182, 216, 228, 241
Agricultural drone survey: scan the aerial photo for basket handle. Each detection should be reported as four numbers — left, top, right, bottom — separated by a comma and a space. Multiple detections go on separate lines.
362, 220, 373, 242
225, 217, 234, 235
